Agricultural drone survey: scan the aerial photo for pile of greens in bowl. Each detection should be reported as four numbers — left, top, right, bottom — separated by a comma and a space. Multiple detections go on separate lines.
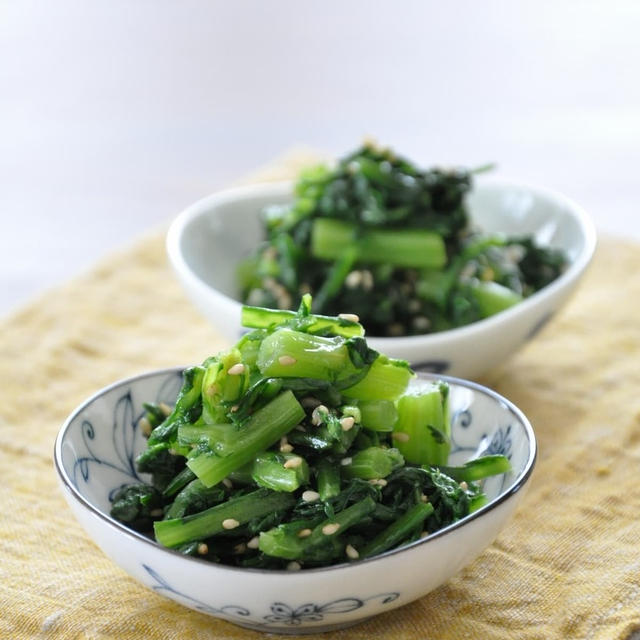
111, 297, 510, 569
238, 142, 567, 337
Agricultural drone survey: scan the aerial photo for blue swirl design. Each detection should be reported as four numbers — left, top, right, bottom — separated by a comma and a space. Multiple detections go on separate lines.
69, 370, 184, 492
449, 408, 476, 457
485, 424, 512, 458
142, 564, 399, 628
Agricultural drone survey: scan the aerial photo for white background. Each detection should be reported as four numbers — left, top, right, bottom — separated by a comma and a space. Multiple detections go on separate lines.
2, 1, 640, 315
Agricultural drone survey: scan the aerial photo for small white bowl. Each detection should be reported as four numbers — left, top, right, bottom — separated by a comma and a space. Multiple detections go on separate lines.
55, 368, 535, 634
167, 180, 596, 379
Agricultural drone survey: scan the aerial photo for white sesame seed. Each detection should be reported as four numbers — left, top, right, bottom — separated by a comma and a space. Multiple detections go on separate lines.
392, 432, 410, 443
311, 405, 328, 426
139, 417, 152, 437
283, 456, 303, 469
150, 508, 163, 517
222, 478, 233, 489
297, 528, 312, 538
233, 543, 247, 554
197, 543, 209, 555
322, 523, 340, 536
280, 443, 294, 453
222, 518, 240, 530
302, 490, 320, 503
230, 405, 239, 413
338, 313, 360, 323
246, 536, 260, 549
345, 271, 363, 288
460, 481, 468, 491
345, 544, 359, 560
420, 530, 430, 538
361, 270, 374, 291
340, 457, 352, 466
340, 416, 355, 432
278, 355, 297, 366
420, 493, 429, 503
168, 448, 178, 456
286, 561, 302, 571
368, 478, 388, 487
227, 363, 246, 376
159, 402, 172, 416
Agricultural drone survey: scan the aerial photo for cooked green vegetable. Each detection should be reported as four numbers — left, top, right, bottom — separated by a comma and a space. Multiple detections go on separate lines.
238, 141, 567, 336
110, 297, 511, 568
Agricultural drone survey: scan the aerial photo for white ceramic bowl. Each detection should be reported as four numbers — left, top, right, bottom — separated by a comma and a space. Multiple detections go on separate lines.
55, 368, 535, 634
167, 180, 596, 379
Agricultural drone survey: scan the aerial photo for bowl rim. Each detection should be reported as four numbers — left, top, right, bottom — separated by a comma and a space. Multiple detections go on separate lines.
166, 178, 596, 345
54, 366, 537, 576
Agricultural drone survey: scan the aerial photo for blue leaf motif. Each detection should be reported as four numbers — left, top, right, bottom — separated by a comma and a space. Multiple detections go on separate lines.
112, 391, 136, 476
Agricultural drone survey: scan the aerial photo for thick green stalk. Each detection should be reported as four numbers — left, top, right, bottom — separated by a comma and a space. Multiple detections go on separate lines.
154, 488, 295, 548
164, 479, 226, 519
311, 218, 447, 269
341, 356, 413, 401
342, 447, 404, 480
358, 399, 398, 432
257, 328, 350, 380
394, 382, 450, 466
467, 280, 522, 318
251, 452, 310, 492
360, 502, 434, 558
187, 391, 305, 487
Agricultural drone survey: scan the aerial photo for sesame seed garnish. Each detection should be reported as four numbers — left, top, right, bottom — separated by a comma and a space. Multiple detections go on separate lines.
287, 561, 302, 571
230, 404, 239, 413
297, 528, 312, 538
340, 416, 355, 432
420, 493, 429, 503
222, 478, 233, 489
302, 490, 320, 503
345, 271, 363, 289
361, 270, 374, 291
168, 448, 178, 456
420, 531, 430, 538
311, 405, 328, 426
150, 508, 163, 517
392, 432, 410, 443
159, 403, 172, 416
368, 478, 387, 487
278, 355, 297, 366
340, 457, 352, 466
197, 543, 209, 555
345, 544, 359, 560
233, 543, 247, 554
227, 363, 246, 376
247, 536, 260, 549
222, 518, 240, 530
322, 523, 340, 536
338, 313, 360, 323
460, 481, 468, 491
283, 456, 303, 469
139, 417, 152, 437
280, 443, 294, 453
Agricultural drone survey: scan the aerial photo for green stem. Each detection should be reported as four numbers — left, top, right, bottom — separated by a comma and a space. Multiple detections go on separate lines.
361, 502, 434, 558
154, 488, 295, 548
311, 218, 447, 269
187, 391, 305, 487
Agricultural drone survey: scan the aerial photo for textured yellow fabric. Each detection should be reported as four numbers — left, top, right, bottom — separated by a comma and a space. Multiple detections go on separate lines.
2, 157, 640, 639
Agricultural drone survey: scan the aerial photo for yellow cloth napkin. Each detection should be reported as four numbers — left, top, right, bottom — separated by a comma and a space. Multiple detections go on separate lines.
2, 157, 640, 639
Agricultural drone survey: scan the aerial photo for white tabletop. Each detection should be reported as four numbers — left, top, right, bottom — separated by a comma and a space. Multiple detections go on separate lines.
2, 1, 640, 316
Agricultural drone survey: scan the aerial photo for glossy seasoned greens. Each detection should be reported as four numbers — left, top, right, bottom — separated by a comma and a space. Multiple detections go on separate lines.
111, 297, 510, 569
238, 142, 567, 336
